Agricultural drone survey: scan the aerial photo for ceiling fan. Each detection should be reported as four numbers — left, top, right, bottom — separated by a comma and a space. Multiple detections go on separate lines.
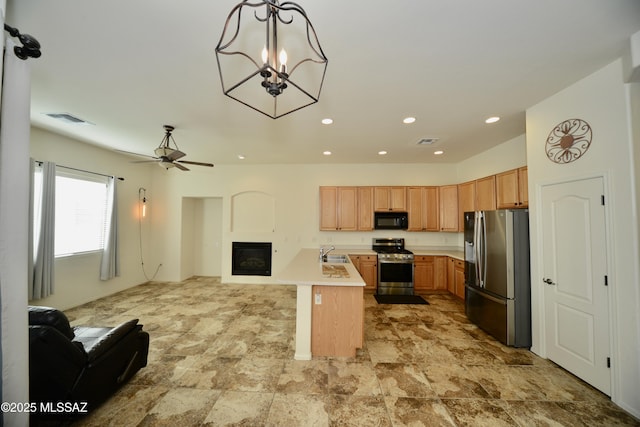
123, 125, 214, 171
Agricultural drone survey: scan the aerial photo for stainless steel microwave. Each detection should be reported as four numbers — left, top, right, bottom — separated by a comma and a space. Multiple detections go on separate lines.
374, 212, 408, 230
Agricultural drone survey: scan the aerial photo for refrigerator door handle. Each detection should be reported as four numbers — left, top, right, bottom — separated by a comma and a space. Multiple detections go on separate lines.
474, 212, 481, 287
478, 212, 485, 288
481, 211, 487, 288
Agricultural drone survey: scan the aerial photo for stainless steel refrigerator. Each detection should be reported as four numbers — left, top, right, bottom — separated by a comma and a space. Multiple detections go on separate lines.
464, 209, 531, 347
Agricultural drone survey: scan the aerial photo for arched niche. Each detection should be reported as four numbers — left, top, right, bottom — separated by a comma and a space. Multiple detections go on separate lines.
230, 191, 275, 232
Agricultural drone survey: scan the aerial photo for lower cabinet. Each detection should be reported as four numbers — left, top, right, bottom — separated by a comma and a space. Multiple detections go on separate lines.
349, 255, 377, 292
311, 285, 364, 357
414, 256, 447, 292
447, 256, 466, 298
414, 256, 434, 292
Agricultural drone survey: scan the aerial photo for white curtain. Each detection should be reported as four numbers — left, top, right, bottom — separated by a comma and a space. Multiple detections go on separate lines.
28, 160, 56, 299
100, 176, 120, 280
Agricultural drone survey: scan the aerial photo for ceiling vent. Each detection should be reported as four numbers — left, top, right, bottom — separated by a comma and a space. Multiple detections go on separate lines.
416, 137, 439, 145
45, 113, 92, 125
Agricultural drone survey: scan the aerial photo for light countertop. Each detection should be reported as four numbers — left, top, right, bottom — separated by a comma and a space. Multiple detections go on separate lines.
277, 249, 366, 287
411, 249, 464, 260
320, 247, 464, 261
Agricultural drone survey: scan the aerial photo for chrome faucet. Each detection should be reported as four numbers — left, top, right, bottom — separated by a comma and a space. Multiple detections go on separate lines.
319, 245, 335, 261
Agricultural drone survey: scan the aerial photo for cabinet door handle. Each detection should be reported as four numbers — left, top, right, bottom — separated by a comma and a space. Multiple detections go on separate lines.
543, 278, 555, 285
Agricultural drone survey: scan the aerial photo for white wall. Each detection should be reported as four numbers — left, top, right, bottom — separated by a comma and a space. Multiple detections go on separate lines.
526, 59, 640, 417
456, 134, 527, 182
194, 198, 223, 276
25, 128, 525, 295
148, 163, 473, 284
0, 5, 31, 423
28, 128, 156, 310
150, 163, 450, 283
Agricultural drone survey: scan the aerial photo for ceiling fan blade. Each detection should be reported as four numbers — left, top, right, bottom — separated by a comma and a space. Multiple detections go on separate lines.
131, 159, 160, 164
155, 147, 186, 161
173, 162, 190, 171
178, 160, 214, 167
116, 149, 157, 160
167, 150, 186, 161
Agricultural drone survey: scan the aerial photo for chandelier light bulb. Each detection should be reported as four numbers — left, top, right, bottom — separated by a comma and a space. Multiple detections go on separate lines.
261, 46, 268, 64
279, 49, 288, 73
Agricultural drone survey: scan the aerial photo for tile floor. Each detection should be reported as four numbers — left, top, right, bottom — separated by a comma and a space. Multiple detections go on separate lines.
39, 276, 639, 426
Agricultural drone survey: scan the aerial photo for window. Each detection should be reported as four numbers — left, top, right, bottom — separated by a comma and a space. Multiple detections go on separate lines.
55, 171, 109, 256
34, 166, 109, 257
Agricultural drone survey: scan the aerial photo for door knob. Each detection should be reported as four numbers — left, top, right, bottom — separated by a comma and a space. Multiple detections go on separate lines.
543, 278, 554, 285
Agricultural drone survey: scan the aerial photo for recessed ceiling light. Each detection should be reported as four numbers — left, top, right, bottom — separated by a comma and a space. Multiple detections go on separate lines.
237, 154, 246, 160
378, 150, 388, 155
403, 117, 416, 124
434, 150, 444, 155
485, 116, 500, 124
321, 118, 333, 125
323, 151, 332, 156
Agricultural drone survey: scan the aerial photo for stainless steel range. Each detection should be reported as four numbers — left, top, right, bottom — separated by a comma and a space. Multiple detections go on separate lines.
372, 238, 414, 295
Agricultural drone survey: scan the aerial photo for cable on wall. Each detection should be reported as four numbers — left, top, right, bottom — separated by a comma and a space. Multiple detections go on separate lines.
138, 187, 161, 281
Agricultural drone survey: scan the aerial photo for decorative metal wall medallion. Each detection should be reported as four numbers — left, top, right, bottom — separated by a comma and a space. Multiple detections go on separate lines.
545, 118, 592, 164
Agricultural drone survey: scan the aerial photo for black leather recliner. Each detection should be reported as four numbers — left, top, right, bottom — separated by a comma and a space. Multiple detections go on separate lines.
28, 305, 149, 414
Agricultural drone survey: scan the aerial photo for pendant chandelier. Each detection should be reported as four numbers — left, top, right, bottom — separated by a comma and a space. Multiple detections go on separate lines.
215, 0, 328, 119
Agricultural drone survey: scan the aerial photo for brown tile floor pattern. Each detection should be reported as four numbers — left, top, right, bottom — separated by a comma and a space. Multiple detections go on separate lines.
38, 276, 639, 426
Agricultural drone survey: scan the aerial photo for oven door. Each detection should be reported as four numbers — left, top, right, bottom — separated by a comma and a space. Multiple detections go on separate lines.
377, 260, 414, 295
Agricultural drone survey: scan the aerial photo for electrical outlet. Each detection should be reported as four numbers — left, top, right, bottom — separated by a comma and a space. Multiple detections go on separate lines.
314, 293, 322, 305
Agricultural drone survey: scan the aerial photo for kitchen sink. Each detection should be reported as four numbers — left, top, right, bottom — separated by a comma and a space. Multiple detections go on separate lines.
322, 254, 350, 263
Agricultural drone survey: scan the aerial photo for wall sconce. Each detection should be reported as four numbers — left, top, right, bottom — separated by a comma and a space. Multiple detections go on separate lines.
139, 188, 147, 218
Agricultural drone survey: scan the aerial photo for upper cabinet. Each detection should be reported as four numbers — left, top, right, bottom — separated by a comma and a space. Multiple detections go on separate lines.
439, 185, 459, 232
496, 167, 528, 209
475, 175, 497, 211
320, 186, 373, 231
319, 186, 357, 231
357, 187, 374, 230
320, 165, 527, 232
407, 186, 439, 231
517, 167, 528, 207
457, 181, 475, 232
374, 187, 407, 212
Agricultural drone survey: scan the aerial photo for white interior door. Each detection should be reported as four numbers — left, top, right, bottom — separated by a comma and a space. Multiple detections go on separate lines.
541, 177, 610, 395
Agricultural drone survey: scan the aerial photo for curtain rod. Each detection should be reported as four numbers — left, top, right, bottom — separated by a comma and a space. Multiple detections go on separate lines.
35, 160, 125, 181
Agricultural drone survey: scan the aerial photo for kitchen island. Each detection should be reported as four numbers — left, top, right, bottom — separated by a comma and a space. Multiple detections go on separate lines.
277, 249, 366, 360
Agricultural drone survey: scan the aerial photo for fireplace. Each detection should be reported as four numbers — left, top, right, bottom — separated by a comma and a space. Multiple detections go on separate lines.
232, 242, 272, 276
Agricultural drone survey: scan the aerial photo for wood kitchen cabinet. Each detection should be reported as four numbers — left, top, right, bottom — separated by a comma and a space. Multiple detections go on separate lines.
457, 181, 475, 232
319, 186, 357, 230
349, 254, 377, 292
439, 185, 459, 232
320, 186, 373, 231
476, 175, 497, 211
311, 285, 364, 357
453, 258, 465, 299
357, 187, 374, 230
518, 167, 528, 207
434, 256, 447, 290
496, 167, 528, 209
414, 255, 447, 292
374, 187, 407, 212
407, 186, 439, 231
413, 255, 434, 292
447, 257, 456, 294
